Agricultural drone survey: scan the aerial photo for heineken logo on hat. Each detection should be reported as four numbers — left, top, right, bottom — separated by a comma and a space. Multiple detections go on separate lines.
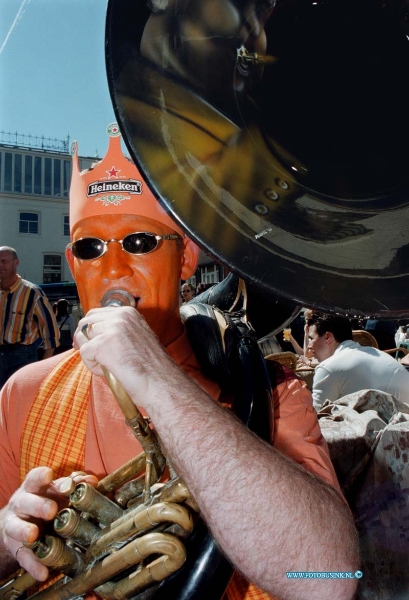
87, 179, 142, 197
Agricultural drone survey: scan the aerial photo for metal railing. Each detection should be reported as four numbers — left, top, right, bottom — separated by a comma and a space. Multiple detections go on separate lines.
0, 130, 70, 153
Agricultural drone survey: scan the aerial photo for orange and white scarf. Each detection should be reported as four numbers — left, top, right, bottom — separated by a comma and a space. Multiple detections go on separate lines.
20, 350, 91, 481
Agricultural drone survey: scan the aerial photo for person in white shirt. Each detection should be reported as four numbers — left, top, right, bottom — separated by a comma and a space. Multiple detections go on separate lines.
308, 313, 409, 409
395, 324, 409, 347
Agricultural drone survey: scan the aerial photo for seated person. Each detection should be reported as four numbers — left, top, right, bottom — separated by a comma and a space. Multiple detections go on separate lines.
308, 313, 409, 409
279, 311, 305, 354
287, 308, 318, 367
284, 308, 317, 367
395, 323, 409, 346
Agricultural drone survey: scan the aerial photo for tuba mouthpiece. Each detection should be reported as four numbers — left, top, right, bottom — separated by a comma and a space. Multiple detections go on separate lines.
101, 289, 136, 308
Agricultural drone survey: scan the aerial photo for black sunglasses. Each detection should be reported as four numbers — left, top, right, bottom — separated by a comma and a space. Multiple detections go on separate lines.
68, 232, 181, 260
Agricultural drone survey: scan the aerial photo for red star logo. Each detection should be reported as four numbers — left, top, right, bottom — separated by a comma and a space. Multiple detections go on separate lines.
106, 166, 121, 178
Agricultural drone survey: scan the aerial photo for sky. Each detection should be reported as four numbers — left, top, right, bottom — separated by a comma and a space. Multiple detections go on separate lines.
0, 0, 117, 158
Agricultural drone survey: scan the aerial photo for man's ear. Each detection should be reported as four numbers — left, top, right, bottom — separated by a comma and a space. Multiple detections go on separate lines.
65, 245, 76, 279
180, 238, 199, 280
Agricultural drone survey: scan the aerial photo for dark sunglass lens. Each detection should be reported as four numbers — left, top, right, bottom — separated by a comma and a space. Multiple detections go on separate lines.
124, 233, 158, 254
73, 238, 104, 259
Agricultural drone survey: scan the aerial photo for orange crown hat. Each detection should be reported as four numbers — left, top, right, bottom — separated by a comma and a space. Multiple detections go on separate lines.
69, 123, 185, 236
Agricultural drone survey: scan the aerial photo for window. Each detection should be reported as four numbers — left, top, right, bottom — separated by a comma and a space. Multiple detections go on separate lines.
0, 152, 73, 197
44, 157, 52, 195
4, 153, 12, 192
63, 215, 70, 236
63, 160, 71, 197
43, 255, 62, 283
34, 156, 42, 194
19, 212, 39, 234
14, 154, 22, 193
25, 155, 33, 194
53, 159, 61, 196
200, 264, 220, 284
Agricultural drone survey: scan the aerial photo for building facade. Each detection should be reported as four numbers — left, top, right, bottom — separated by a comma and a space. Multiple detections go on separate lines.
0, 135, 95, 285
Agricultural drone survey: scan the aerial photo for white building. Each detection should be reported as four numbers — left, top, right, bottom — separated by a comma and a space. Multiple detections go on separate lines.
0, 133, 95, 285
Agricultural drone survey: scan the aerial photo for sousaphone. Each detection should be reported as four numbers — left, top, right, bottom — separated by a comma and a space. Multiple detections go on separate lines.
106, 0, 409, 318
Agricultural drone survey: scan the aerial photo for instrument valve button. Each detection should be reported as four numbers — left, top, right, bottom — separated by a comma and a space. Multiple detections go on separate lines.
275, 178, 290, 190
254, 203, 269, 216
264, 189, 279, 202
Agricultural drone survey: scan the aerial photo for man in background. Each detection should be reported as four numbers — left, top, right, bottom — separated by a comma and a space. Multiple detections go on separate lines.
308, 313, 409, 409
0, 246, 59, 387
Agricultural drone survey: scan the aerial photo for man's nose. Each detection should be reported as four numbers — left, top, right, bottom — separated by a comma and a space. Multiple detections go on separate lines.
99, 241, 134, 280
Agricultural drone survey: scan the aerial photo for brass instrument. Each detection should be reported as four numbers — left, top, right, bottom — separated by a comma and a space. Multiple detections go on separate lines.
0, 291, 201, 600
0, 469, 196, 600
1, 429, 207, 600
106, 0, 409, 318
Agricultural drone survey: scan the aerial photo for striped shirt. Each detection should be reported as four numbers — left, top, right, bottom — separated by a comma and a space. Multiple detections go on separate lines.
0, 276, 59, 349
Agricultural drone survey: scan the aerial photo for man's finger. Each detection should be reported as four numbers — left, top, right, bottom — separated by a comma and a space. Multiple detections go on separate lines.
21, 467, 54, 495
13, 545, 50, 582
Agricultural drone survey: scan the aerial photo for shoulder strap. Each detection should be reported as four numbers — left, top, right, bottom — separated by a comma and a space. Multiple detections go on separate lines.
180, 302, 230, 383
59, 315, 69, 331
180, 297, 272, 443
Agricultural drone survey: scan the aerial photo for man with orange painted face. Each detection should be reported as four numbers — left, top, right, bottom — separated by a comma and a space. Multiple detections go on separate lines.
0, 125, 359, 600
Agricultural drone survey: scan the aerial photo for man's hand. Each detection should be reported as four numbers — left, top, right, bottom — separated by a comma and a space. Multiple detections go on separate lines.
0, 467, 97, 581
75, 307, 174, 408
